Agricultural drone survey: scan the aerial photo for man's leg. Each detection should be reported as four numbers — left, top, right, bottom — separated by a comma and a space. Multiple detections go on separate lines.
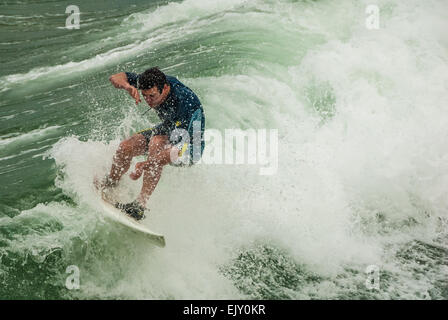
136, 135, 178, 207
109, 134, 148, 183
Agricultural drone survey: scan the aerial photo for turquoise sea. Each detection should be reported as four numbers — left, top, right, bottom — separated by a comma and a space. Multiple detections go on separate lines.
0, 0, 447, 299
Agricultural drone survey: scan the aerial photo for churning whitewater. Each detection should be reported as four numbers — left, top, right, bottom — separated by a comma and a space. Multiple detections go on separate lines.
0, 0, 447, 299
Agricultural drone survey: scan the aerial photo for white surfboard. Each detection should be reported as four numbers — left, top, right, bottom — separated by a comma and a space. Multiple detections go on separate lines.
96, 190, 166, 248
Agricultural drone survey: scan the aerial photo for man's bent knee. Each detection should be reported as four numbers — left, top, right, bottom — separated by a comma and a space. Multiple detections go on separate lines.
148, 135, 169, 155
150, 146, 177, 167
149, 135, 169, 146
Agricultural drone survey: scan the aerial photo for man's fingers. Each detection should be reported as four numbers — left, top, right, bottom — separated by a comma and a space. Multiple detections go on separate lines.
128, 87, 140, 105
135, 89, 141, 104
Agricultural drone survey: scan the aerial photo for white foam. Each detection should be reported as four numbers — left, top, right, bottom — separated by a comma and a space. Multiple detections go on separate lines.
24, 0, 448, 298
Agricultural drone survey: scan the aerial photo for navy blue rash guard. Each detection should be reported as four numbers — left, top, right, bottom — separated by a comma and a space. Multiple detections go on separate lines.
125, 72, 205, 163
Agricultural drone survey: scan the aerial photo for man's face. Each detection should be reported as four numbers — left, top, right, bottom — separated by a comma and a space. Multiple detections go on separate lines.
141, 85, 168, 108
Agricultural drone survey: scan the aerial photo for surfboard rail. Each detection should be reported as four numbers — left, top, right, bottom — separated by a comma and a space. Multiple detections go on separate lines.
96, 189, 166, 248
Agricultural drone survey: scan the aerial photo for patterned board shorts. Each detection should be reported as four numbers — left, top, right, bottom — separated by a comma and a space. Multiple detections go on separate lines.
136, 109, 205, 167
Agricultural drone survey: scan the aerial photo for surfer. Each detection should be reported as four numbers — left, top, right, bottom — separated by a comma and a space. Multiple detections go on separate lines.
96, 67, 205, 220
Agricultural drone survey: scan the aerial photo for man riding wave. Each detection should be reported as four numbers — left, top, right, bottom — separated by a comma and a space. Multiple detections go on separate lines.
96, 67, 205, 220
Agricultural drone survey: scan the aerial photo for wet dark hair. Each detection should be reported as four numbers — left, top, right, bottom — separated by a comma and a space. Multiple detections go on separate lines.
138, 67, 168, 93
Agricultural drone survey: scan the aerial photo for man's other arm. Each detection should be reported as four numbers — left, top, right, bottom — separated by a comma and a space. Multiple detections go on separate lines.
109, 72, 141, 105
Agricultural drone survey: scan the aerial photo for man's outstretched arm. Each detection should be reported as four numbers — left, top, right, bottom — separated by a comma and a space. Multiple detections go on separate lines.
109, 72, 141, 105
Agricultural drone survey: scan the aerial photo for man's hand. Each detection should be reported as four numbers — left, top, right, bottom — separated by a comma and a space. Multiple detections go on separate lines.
109, 72, 141, 105
130, 161, 149, 180
125, 85, 141, 105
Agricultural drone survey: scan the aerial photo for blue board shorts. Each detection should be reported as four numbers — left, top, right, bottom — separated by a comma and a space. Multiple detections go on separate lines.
136, 109, 205, 167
